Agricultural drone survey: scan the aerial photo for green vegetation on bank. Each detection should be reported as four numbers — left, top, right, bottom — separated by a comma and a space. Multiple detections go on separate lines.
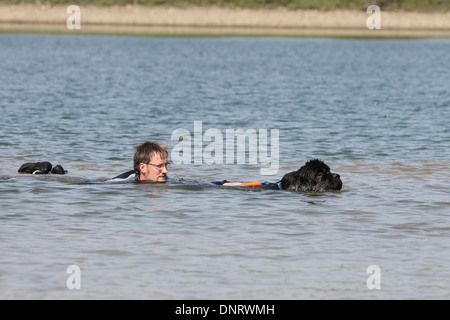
3, 0, 449, 11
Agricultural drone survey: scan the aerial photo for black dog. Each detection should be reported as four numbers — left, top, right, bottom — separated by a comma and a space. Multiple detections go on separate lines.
18, 162, 67, 175
280, 159, 342, 192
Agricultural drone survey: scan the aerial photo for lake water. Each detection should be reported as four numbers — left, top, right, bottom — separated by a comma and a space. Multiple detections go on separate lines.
0, 35, 449, 300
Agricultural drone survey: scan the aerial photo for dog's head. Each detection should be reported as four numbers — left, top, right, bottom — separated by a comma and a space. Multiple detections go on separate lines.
280, 159, 342, 192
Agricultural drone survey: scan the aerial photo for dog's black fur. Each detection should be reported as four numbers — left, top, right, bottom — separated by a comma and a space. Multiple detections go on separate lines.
18, 162, 67, 175
280, 159, 342, 192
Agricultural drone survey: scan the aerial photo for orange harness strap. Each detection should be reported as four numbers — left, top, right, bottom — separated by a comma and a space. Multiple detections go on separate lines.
239, 182, 263, 188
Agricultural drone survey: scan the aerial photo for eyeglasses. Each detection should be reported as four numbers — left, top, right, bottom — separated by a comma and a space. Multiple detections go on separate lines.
146, 162, 170, 170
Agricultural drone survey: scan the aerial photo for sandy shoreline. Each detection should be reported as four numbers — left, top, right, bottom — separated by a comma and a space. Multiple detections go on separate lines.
1, 4, 450, 37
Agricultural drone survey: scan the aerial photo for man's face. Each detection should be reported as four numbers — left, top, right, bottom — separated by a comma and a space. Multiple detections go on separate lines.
140, 153, 168, 182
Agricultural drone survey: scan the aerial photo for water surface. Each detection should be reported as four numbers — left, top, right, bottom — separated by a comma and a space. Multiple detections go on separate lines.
0, 35, 449, 299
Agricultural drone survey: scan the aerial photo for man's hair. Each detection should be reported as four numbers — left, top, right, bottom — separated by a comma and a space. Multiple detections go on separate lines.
134, 141, 168, 170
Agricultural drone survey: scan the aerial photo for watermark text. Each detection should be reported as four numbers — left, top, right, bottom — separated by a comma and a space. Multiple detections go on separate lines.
366, 265, 381, 289
171, 121, 279, 175
66, 5, 81, 30
366, 5, 381, 30
66, 265, 81, 289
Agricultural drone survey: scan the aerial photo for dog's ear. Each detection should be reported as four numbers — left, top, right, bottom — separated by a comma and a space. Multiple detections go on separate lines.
297, 161, 317, 182
280, 171, 299, 190
298, 159, 330, 180
281, 170, 313, 191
